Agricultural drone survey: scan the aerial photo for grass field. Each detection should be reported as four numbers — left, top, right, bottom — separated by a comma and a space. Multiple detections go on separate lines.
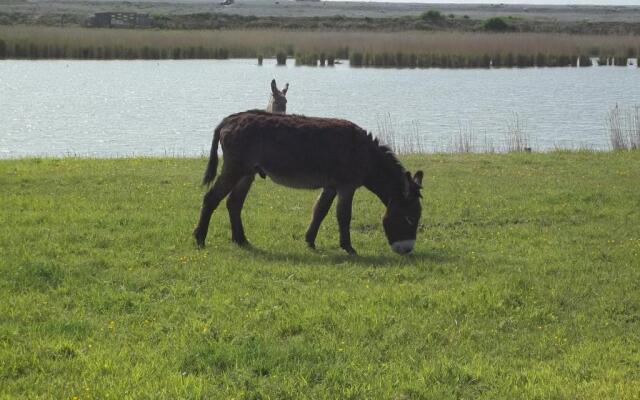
1, 153, 639, 398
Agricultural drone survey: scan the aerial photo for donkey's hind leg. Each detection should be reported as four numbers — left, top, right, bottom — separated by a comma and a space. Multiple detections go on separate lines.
226, 174, 255, 245
336, 188, 357, 255
305, 187, 337, 249
193, 167, 244, 248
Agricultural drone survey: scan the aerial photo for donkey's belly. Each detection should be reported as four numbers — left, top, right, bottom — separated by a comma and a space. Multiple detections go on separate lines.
266, 172, 329, 189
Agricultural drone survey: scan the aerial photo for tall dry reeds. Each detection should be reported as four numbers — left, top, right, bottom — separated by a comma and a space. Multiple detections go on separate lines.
375, 114, 425, 154
447, 120, 528, 153
349, 51, 595, 68
452, 122, 475, 153
376, 114, 536, 154
1, 26, 638, 64
505, 113, 531, 152
607, 105, 640, 150
376, 109, 640, 154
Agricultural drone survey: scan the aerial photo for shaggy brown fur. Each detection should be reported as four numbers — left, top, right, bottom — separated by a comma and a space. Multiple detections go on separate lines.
194, 110, 423, 255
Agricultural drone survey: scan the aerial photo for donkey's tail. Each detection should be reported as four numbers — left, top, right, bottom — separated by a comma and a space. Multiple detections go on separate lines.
202, 123, 222, 186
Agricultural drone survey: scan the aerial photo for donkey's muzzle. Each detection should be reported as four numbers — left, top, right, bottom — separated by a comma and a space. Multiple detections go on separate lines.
391, 240, 415, 254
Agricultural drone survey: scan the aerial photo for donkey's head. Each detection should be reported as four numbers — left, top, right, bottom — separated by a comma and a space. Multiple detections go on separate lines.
382, 170, 423, 254
267, 79, 289, 114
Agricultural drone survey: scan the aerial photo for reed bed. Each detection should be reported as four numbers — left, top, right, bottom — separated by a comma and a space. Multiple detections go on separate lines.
608, 105, 640, 150
376, 114, 535, 154
349, 52, 590, 68
294, 52, 318, 67
451, 122, 476, 153
275, 51, 287, 65
1, 26, 639, 65
378, 109, 640, 154
291, 53, 334, 67
505, 113, 531, 152
375, 114, 427, 155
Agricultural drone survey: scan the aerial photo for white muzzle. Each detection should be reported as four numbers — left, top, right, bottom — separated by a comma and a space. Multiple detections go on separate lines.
391, 240, 415, 254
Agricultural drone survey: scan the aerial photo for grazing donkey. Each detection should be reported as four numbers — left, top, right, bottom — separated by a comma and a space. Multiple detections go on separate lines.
266, 79, 289, 114
193, 110, 423, 255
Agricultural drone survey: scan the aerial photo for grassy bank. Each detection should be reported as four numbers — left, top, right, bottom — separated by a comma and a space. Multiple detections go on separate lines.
1, 26, 639, 66
1, 153, 639, 398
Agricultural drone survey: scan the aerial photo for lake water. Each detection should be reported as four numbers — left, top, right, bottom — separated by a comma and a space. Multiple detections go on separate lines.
1, 59, 639, 158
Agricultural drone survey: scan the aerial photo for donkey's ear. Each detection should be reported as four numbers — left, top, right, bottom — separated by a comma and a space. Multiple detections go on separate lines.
403, 171, 412, 198
413, 170, 424, 186
271, 79, 278, 95
282, 83, 289, 95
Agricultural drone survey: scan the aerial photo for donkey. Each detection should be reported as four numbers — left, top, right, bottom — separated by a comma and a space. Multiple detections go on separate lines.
193, 110, 423, 255
266, 79, 289, 114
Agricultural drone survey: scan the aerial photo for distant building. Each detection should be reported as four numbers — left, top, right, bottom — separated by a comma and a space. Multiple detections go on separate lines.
88, 12, 152, 28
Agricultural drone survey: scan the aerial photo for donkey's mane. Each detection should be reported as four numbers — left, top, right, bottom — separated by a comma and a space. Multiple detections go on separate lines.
365, 132, 406, 182
365, 132, 405, 176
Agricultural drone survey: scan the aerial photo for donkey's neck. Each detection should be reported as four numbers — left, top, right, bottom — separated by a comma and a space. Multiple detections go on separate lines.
364, 145, 405, 206
365, 176, 391, 205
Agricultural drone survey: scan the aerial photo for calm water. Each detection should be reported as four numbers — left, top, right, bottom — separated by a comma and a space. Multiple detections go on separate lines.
1, 59, 639, 158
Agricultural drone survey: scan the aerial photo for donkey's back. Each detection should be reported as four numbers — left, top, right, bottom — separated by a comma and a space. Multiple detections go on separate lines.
215, 110, 374, 189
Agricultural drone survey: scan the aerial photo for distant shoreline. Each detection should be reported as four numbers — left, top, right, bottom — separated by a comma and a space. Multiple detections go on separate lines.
2, 1, 639, 62
3, 0, 640, 23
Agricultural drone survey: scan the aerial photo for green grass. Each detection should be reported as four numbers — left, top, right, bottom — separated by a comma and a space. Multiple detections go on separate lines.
1, 152, 639, 399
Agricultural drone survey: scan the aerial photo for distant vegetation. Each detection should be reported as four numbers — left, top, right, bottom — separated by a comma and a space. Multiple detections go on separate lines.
275, 51, 287, 66
348, 52, 594, 68
420, 10, 444, 21
484, 17, 510, 32
1, 26, 638, 69
2, 5, 640, 66
3, 9, 640, 35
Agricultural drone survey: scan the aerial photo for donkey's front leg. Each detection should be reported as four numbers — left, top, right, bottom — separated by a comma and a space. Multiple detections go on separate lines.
305, 187, 336, 249
336, 188, 357, 255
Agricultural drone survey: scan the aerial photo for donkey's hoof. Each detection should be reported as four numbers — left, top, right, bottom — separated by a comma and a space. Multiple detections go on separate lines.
233, 238, 250, 247
193, 229, 206, 248
306, 241, 316, 250
341, 245, 357, 256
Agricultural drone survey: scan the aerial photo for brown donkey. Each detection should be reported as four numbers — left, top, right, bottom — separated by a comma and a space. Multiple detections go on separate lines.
193, 110, 423, 255
266, 79, 289, 114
